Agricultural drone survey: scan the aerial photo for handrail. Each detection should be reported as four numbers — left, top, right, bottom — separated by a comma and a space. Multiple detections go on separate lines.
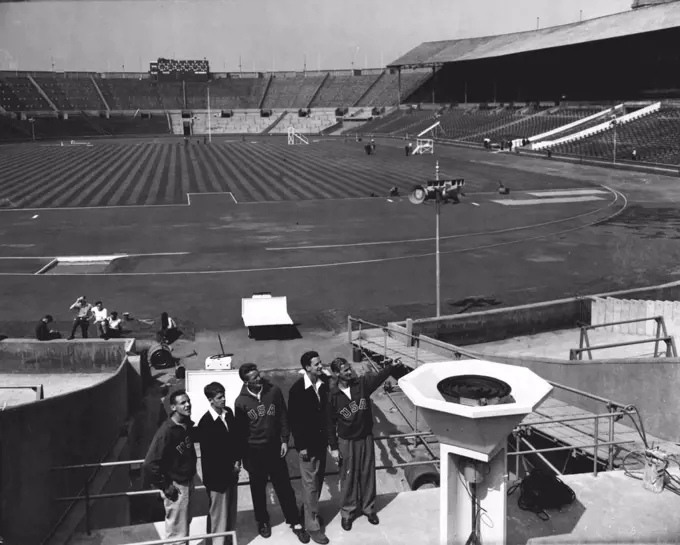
120, 529, 237, 545
50, 432, 436, 471
53, 458, 440, 502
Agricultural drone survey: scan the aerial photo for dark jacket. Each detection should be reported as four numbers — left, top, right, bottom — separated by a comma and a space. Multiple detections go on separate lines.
327, 366, 392, 450
196, 407, 240, 493
288, 372, 330, 453
144, 417, 197, 489
35, 321, 50, 341
234, 380, 290, 453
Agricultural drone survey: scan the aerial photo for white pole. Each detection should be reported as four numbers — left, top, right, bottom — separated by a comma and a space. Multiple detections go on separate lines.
207, 86, 212, 143
435, 160, 441, 318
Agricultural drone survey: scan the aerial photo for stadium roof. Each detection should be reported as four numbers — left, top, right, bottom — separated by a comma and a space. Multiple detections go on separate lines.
389, 1, 680, 67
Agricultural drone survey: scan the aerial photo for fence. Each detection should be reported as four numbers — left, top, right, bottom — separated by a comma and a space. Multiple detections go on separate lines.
347, 316, 649, 476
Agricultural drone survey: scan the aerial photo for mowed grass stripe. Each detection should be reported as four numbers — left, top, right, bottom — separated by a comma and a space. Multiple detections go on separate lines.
52, 144, 139, 207
99, 146, 157, 206
244, 145, 313, 200
264, 146, 351, 199
296, 144, 392, 196
264, 145, 352, 199
226, 144, 289, 201
193, 145, 222, 193
222, 144, 286, 201
163, 145, 179, 204
211, 145, 265, 202
145, 144, 171, 205
0, 145, 65, 174
0, 148, 86, 198
0, 149, 82, 199
28, 145, 125, 207
177, 146, 194, 200
187, 144, 209, 194
9, 146, 121, 207
0, 146, 66, 178
127, 144, 163, 205
294, 147, 381, 198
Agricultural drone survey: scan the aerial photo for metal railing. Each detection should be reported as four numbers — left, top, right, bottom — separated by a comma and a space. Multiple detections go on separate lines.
572, 315, 678, 360
123, 529, 237, 545
51, 432, 439, 536
346, 315, 650, 478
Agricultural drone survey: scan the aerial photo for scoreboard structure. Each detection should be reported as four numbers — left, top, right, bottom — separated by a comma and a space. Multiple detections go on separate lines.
149, 58, 210, 82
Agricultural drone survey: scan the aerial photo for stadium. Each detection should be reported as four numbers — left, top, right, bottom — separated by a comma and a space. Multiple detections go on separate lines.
3, 0, 680, 544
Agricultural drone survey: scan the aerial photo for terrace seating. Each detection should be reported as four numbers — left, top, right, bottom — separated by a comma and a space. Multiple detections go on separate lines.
97, 114, 170, 135
352, 109, 404, 134
261, 75, 326, 109
156, 82, 183, 109
0, 76, 50, 111
357, 70, 431, 107
32, 76, 105, 111
96, 78, 163, 110
552, 107, 680, 164
183, 111, 275, 134
310, 74, 379, 108
185, 78, 269, 110
268, 109, 338, 135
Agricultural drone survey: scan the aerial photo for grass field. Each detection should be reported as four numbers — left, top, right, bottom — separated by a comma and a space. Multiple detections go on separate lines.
0, 136, 593, 208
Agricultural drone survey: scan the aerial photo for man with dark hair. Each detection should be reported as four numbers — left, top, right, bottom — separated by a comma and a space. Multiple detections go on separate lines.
288, 351, 331, 544
234, 363, 309, 543
68, 296, 92, 340
35, 315, 61, 341
144, 390, 196, 545
197, 382, 240, 545
326, 357, 398, 531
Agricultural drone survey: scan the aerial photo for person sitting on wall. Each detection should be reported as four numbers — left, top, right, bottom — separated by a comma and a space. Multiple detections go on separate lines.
160, 312, 182, 344
92, 301, 109, 338
36, 315, 61, 341
107, 311, 123, 339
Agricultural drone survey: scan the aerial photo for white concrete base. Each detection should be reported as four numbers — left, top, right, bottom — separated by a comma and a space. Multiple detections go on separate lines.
440, 444, 508, 545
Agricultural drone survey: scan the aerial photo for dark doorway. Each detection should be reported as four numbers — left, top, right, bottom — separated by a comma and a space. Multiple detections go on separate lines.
183, 122, 191, 136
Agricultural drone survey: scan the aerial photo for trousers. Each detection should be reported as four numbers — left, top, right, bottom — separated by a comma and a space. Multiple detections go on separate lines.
338, 435, 376, 520
206, 485, 237, 545
163, 480, 194, 545
298, 449, 326, 531
244, 447, 301, 526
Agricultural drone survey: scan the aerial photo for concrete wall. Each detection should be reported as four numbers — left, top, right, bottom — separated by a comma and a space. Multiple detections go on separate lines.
0, 338, 135, 373
397, 279, 680, 346
0, 340, 144, 545
477, 352, 680, 444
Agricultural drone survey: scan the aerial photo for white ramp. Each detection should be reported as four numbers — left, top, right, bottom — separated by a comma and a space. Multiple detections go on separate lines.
242, 293, 293, 336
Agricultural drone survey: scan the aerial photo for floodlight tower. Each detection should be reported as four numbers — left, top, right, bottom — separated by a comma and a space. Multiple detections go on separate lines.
408, 160, 465, 317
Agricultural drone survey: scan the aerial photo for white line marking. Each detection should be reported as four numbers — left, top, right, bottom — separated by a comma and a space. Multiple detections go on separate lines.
34, 259, 58, 275
525, 189, 608, 197
266, 188, 616, 250
0, 251, 189, 260
186, 192, 238, 205
0, 187, 629, 277
492, 196, 605, 206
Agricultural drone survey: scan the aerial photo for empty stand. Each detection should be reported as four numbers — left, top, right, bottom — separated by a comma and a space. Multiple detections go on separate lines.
261, 75, 327, 109
185, 78, 269, 110
0, 76, 50, 111
96, 78, 163, 110
31, 76, 105, 111
553, 106, 680, 164
357, 70, 431, 107
310, 74, 379, 108
269, 109, 338, 135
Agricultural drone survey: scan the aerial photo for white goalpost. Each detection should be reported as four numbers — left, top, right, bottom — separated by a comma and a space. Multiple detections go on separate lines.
412, 120, 441, 155
288, 126, 309, 145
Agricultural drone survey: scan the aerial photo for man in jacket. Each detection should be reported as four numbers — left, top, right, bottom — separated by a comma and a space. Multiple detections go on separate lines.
144, 389, 196, 545
196, 382, 241, 545
326, 357, 397, 531
234, 363, 310, 543
288, 351, 331, 544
